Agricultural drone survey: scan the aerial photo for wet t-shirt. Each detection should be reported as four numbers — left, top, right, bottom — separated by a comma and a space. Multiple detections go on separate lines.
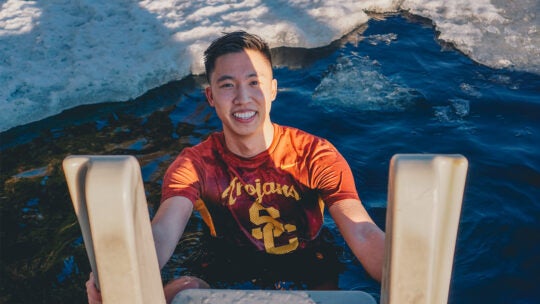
161, 124, 359, 254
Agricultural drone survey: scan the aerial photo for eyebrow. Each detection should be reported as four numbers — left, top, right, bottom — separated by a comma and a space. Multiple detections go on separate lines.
216, 73, 259, 83
216, 75, 234, 83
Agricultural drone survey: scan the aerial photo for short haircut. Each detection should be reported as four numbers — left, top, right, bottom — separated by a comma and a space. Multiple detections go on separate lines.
204, 31, 273, 83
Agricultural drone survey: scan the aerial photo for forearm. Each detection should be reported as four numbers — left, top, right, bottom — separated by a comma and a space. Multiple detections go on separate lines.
151, 196, 193, 269
152, 222, 181, 270
344, 221, 385, 282
329, 199, 385, 282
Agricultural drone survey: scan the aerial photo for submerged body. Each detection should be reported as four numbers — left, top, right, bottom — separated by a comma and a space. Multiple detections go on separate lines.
162, 124, 359, 253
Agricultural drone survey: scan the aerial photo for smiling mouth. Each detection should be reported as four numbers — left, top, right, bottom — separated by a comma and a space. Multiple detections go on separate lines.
233, 111, 256, 120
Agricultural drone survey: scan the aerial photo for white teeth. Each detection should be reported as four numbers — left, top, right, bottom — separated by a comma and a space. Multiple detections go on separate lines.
233, 111, 256, 119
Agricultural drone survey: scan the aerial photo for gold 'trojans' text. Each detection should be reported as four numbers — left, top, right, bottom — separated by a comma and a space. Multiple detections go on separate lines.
221, 177, 300, 205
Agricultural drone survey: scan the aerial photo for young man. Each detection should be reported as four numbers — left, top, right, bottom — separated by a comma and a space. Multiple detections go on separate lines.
87, 31, 385, 304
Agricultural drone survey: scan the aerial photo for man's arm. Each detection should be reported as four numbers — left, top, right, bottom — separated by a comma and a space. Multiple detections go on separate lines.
151, 196, 194, 269
152, 197, 211, 303
86, 196, 194, 303
328, 199, 385, 282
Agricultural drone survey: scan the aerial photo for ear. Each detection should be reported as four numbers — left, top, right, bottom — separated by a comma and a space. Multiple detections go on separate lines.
271, 78, 278, 102
205, 86, 215, 107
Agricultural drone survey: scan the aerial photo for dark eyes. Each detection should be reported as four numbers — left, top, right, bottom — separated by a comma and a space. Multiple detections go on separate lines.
220, 83, 234, 88
219, 80, 259, 88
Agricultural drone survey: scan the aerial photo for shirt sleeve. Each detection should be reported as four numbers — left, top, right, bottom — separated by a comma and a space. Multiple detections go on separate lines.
309, 139, 360, 208
161, 148, 201, 205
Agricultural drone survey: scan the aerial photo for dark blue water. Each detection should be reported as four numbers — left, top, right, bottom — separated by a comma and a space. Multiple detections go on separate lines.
269, 16, 540, 303
1, 15, 539, 303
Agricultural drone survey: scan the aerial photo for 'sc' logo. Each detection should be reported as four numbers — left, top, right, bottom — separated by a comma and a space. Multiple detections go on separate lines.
249, 203, 298, 254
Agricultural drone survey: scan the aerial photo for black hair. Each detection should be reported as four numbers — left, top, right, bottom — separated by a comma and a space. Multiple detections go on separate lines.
204, 31, 273, 83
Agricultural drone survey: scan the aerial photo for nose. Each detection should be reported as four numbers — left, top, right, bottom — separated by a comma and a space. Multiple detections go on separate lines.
234, 84, 250, 104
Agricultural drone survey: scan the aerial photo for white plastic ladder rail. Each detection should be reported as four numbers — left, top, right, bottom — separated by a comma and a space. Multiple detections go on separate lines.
63, 155, 165, 304
63, 154, 468, 304
381, 154, 468, 304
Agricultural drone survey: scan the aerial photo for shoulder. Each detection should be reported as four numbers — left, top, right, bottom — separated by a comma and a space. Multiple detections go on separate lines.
179, 132, 224, 158
167, 132, 224, 170
276, 124, 328, 144
276, 124, 338, 152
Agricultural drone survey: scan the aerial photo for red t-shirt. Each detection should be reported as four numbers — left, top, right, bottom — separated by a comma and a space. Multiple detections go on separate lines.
161, 124, 360, 254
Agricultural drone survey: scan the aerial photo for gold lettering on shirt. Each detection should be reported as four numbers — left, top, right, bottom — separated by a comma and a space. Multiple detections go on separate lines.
221, 177, 301, 206
249, 203, 298, 254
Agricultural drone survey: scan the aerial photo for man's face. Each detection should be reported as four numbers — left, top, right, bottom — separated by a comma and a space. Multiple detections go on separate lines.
205, 49, 277, 140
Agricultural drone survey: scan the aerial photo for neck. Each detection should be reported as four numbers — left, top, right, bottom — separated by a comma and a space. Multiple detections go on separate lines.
224, 123, 275, 158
